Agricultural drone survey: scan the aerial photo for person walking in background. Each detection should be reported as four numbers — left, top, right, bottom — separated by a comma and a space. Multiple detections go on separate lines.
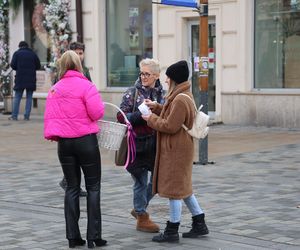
117, 58, 164, 233
58, 41, 91, 196
9, 41, 41, 121
44, 50, 107, 249
142, 60, 209, 243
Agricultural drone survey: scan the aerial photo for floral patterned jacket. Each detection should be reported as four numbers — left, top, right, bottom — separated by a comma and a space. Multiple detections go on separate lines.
117, 78, 164, 136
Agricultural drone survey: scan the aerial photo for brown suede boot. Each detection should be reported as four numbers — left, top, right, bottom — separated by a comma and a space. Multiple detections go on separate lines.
136, 213, 160, 233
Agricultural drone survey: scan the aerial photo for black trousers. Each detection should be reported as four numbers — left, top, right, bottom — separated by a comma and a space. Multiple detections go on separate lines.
58, 134, 102, 240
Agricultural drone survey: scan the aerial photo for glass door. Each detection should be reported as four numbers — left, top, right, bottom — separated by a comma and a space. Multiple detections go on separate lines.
188, 18, 216, 117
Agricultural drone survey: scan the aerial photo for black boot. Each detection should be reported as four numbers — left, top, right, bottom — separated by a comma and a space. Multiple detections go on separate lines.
68, 238, 85, 248
87, 239, 107, 248
182, 214, 209, 238
152, 221, 180, 243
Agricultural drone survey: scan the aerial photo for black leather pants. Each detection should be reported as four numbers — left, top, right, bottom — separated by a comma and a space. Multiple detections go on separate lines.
58, 134, 102, 240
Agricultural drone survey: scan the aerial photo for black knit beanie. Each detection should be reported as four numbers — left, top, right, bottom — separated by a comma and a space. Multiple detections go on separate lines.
166, 60, 189, 84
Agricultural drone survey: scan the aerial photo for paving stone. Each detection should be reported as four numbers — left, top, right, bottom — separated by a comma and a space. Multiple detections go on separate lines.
1, 114, 300, 249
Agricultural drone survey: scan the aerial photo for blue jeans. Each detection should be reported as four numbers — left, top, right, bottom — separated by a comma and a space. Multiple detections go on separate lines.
132, 169, 154, 214
169, 194, 204, 223
12, 89, 33, 120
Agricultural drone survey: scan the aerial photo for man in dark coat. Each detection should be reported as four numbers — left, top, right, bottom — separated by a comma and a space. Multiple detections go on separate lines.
9, 41, 41, 120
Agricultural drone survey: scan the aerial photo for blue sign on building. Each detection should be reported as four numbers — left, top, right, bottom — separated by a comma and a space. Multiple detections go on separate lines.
161, 0, 198, 8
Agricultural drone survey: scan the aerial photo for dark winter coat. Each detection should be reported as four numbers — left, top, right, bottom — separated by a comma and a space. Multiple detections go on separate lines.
117, 78, 164, 177
147, 82, 195, 199
82, 65, 92, 82
10, 47, 41, 91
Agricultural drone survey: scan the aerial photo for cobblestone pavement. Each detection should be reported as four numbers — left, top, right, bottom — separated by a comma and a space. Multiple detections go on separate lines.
0, 114, 300, 249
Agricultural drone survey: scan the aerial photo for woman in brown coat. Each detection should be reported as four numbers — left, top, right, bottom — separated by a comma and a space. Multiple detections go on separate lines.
142, 60, 209, 243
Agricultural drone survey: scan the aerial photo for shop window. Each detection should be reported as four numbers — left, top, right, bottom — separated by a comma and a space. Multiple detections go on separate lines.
254, 0, 300, 88
106, 0, 153, 87
24, 0, 49, 69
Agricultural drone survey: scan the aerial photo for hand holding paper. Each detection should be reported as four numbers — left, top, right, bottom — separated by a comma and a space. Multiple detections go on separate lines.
144, 99, 157, 110
138, 102, 151, 116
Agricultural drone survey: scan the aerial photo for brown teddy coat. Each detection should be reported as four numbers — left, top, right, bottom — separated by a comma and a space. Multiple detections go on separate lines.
147, 82, 195, 199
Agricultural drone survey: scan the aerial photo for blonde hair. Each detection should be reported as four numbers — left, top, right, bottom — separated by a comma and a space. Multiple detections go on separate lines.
139, 58, 160, 74
166, 78, 177, 98
57, 50, 83, 79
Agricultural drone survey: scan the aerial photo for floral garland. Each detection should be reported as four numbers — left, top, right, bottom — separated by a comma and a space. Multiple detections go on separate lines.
0, 0, 10, 91
43, 0, 72, 68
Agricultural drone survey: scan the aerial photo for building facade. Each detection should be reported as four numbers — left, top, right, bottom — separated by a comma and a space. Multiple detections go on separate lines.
4, 0, 300, 127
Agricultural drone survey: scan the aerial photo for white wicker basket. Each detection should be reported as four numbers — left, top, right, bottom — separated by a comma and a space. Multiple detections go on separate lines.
97, 102, 129, 150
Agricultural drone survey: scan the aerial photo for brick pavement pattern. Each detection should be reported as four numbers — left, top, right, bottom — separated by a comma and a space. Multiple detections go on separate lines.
0, 114, 300, 249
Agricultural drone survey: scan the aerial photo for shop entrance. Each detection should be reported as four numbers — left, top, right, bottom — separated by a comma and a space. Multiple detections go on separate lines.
188, 18, 216, 117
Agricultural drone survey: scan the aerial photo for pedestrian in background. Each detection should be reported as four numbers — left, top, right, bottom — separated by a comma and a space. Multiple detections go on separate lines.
44, 50, 107, 249
53, 41, 91, 84
117, 58, 164, 233
69, 41, 92, 81
9, 41, 41, 121
58, 41, 91, 196
142, 60, 209, 243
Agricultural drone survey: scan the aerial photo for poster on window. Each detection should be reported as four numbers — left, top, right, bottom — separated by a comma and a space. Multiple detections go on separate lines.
199, 57, 209, 77
129, 7, 139, 48
194, 56, 199, 72
129, 30, 139, 48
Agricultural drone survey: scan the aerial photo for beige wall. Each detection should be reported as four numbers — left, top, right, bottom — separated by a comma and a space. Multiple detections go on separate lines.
222, 92, 300, 127
81, 0, 106, 91
9, 2, 25, 60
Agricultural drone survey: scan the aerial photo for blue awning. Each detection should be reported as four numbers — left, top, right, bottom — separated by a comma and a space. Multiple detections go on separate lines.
160, 0, 198, 8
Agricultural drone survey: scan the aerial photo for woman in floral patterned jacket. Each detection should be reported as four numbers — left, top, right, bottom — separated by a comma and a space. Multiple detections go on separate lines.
117, 58, 164, 233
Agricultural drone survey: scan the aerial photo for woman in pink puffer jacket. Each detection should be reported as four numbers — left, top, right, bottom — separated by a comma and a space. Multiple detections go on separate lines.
44, 50, 106, 248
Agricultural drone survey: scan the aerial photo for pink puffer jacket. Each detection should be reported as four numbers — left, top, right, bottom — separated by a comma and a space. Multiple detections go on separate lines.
44, 70, 105, 141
